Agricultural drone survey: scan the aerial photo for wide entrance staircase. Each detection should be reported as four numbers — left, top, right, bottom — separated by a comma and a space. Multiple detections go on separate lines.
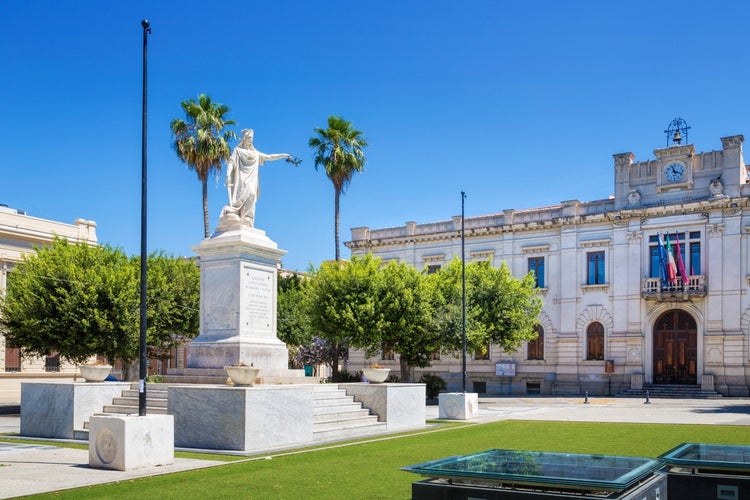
618, 384, 723, 399
74, 383, 387, 443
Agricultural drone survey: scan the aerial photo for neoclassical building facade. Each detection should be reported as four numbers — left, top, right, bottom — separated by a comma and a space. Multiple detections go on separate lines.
346, 130, 750, 396
0, 205, 97, 373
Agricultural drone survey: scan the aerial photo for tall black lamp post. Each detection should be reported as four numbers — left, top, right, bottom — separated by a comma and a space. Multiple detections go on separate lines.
139, 19, 151, 416
461, 191, 467, 393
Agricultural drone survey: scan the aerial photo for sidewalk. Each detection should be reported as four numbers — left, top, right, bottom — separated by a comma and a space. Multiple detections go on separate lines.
1, 396, 749, 498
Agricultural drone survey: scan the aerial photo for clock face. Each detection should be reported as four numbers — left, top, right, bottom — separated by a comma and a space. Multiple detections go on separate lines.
665, 163, 685, 182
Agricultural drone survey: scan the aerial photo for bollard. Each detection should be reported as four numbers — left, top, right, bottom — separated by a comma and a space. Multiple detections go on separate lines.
644, 390, 651, 404
583, 391, 590, 404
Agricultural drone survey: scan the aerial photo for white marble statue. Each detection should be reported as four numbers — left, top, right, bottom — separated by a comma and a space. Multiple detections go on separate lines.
220, 129, 291, 227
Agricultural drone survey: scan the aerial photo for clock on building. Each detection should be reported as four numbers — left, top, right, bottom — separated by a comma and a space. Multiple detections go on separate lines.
665, 162, 685, 183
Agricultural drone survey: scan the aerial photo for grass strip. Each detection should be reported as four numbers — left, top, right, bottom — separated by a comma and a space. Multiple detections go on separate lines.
21, 420, 750, 499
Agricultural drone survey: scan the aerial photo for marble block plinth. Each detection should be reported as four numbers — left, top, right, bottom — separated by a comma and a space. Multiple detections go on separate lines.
89, 414, 174, 471
169, 385, 314, 452
21, 382, 130, 439
438, 392, 478, 420
339, 383, 426, 431
188, 225, 291, 375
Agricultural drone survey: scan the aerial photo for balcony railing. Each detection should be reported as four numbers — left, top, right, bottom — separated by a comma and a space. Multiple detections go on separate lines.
641, 275, 706, 300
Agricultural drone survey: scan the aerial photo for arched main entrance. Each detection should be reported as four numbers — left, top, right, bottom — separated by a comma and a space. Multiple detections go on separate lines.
653, 309, 697, 384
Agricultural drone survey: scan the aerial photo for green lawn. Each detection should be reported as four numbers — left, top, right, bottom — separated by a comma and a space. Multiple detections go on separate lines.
18, 421, 750, 499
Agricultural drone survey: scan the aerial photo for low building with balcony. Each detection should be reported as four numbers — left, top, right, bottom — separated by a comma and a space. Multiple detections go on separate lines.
346, 125, 750, 396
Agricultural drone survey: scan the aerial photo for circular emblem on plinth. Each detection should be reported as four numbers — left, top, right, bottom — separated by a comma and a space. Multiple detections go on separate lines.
444, 398, 461, 418
95, 428, 118, 464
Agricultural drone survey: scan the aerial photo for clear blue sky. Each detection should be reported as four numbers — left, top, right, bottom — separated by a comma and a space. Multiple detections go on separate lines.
3, 1, 748, 271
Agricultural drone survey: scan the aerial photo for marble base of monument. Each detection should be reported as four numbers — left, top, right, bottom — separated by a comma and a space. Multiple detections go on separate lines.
170, 385, 314, 452
89, 414, 174, 471
21, 382, 130, 439
339, 383, 426, 431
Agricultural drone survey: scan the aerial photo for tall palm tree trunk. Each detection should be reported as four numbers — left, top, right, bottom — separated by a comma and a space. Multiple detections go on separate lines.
201, 179, 210, 238
334, 188, 341, 261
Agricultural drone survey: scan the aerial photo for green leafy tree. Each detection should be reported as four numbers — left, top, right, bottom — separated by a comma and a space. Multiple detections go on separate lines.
171, 93, 236, 238
0, 239, 201, 371
0, 238, 138, 364
433, 258, 543, 354
375, 261, 444, 382
309, 115, 368, 261
144, 253, 200, 359
277, 272, 312, 347
304, 255, 381, 381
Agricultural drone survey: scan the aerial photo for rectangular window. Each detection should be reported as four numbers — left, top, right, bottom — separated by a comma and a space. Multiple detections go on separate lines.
649, 232, 701, 277
426, 264, 441, 274
473, 381, 487, 394
690, 242, 701, 275
474, 343, 490, 360
431, 351, 441, 361
649, 245, 660, 278
528, 257, 545, 288
586, 251, 605, 285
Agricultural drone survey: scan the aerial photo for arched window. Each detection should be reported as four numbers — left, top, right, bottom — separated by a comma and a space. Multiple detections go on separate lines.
586, 322, 604, 360
527, 325, 544, 360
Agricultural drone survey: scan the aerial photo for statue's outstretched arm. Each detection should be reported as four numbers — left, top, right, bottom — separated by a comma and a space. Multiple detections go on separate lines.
259, 152, 291, 162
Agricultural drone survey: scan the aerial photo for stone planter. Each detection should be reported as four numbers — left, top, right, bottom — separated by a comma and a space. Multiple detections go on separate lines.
79, 365, 112, 382
363, 368, 391, 384
225, 366, 260, 386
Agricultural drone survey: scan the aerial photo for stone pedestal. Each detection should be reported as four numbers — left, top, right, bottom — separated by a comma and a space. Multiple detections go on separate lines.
182, 225, 303, 382
169, 385, 314, 452
438, 392, 478, 420
339, 383, 426, 431
21, 382, 130, 439
89, 414, 174, 471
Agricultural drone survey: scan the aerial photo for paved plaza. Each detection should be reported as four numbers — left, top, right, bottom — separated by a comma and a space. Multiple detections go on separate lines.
1, 395, 750, 498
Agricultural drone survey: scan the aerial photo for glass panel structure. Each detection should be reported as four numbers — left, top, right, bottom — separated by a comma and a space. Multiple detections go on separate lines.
660, 443, 750, 472
403, 449, 662, 493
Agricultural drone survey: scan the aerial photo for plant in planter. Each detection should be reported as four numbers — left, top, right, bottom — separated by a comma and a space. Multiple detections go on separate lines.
225, 362, 260, 387
363, 362, 391, 384
79, 360, 112, 382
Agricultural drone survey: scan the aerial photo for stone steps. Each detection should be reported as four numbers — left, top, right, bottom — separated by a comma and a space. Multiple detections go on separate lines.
312, 385, 386, 443
619, 384, 723, 399
75, 384, 171, 439
73, 383, 390, 445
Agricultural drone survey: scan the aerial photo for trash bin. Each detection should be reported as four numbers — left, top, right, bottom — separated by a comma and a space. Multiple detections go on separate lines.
304, 365, 313, 376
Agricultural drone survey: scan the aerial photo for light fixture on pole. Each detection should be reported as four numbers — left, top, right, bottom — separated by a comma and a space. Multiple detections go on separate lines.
139, 18, 151, 417
461, 191, 467, 393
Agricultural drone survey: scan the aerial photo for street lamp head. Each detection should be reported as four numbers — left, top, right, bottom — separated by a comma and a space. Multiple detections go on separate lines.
141, 19, 151, 32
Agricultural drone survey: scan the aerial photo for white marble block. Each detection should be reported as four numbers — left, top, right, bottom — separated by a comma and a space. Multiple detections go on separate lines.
187, 226, 290, 373
89, 414, 174, 471
339, 383, 426, 431
21, 382, 130, 439
169, 385, 314, 452
438, 392, 478, 420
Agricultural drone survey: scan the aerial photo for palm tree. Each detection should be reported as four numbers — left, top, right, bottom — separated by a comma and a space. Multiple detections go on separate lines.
171, 94, 236, 238
309, 115, 368, 261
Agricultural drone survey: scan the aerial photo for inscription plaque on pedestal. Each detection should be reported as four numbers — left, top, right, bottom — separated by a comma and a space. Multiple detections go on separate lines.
241, 264, 274, 335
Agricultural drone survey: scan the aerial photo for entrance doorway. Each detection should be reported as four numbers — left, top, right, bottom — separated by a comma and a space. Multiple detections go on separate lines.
653, 310, 697, 384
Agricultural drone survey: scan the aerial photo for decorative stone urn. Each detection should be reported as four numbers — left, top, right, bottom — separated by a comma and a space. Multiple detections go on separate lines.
225, 365, 261, 386
79, 364, 112, 382
363, 368, 391, 384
